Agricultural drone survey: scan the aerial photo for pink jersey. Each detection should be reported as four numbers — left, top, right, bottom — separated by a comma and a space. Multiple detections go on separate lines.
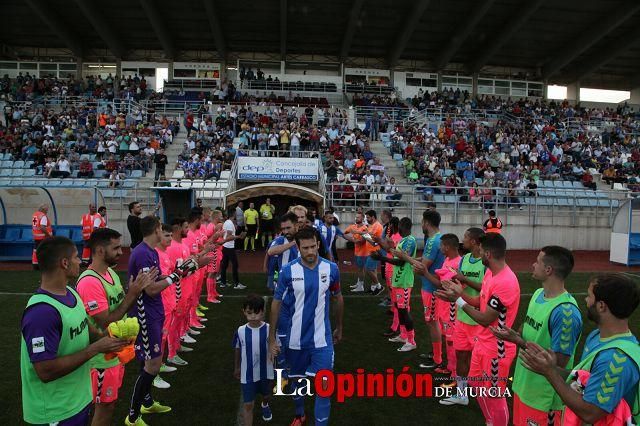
167, 239, 190, 266
205, 222, 215, 238
76, 269, 115, 317
435, 255, 461, 282
476, 264, 520, 357
183, 231, 199, 255
156, 247, 176, 304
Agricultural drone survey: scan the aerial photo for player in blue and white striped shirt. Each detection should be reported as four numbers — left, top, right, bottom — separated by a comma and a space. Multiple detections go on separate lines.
267, 213, 300, 270
269, 227, 344, 426
233, 294, 274, 425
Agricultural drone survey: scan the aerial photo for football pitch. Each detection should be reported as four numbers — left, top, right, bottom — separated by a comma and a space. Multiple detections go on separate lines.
1, 270, 638, 425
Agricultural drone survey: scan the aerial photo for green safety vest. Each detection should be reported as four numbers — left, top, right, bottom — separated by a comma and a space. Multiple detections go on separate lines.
392, 235, 417, 289
567, 337, 640, 424
77, 267, 125, 369
20, 287, 92, 424
457, 253, 485, 325
513, 288, 580, 411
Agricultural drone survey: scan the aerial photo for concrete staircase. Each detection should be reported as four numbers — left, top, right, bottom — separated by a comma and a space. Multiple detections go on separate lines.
163, 131, 188, 179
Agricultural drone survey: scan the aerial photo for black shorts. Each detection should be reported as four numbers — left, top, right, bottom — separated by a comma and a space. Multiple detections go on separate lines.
246, 224, 258, 237
261, 219, 274, 233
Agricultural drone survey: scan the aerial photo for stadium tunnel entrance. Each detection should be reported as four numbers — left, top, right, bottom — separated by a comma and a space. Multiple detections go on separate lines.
225, 183, 324, 219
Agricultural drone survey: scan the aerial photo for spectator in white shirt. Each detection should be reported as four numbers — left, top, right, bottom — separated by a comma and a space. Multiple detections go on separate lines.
384, 177, 402, 206
51, 155, 71, 178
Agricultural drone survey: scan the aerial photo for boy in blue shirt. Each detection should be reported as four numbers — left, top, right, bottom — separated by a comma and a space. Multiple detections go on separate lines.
234, 294, 274, 425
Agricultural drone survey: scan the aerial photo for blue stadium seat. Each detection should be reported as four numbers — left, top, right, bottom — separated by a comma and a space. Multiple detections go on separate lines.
0, 169, 12, 177
2, 228, 21, 242
443, 194, 458, 203
443, 169, 454, 177
594, 191, 607, 198
571, 181, 583, 188
562, 181, 574, 188
0, 160, 12, 168
1, 153, 11, 161
576, 198, 590, 207
46, 180, 61, 186
19, 229, 33, 241
539, 180, 553, 188
97, 180, 110, 188
537, 197, 553, 206
588, 199, 598, 207
130, 170, 143, 178
71, 170, 79, 178
56, 228, 71, 239
597, 199, 612, 208
101, 189, 115, 197
11, 169, 24, 177
71, 228, 84, 242
13, 160, 24, 168
122, 180, 136, 188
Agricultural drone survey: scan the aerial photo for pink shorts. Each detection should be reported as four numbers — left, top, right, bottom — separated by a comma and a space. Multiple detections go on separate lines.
436, 299, 456, 324
391, 287, 412, 309
91, 364, 125, 404
468, 350, 515, 391
513, 393, 561, 426
384, 263, 394, 287
453, 322, 479, 351
421, 290, 437, 322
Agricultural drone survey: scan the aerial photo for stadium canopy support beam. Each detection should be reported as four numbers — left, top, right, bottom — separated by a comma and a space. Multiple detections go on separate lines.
202, 0, 226, 60
72, 0, 126, 59
339, 0, 366, 63
388, 0, 431, 68
468, 0, 545, 74
434, 0, 495, 71
572, 27, 640, 83
138, 0, 176, 60
542, 1, 640, 80
280, 0, 287, 61
25, 0, 83, 58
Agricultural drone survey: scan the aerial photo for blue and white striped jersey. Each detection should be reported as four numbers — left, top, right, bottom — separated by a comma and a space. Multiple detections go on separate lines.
233, 322, 274, 384
274, 258, 341, 350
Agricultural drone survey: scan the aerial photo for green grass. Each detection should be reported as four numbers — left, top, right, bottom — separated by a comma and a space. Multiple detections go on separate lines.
1, 271, 638, 425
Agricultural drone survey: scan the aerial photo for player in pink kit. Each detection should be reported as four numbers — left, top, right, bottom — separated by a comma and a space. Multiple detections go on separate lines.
203, 209, 224, 303
185, 211, 206, 331
154, 224, 180, 388
166, 218, 193, 366
380, 217, 402, 335
433, 234, 461, 379
436, 233, 520, 426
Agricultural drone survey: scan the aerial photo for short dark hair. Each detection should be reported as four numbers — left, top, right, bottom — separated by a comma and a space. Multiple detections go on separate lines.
398, 217, 411, 233
441, 233, 459, 248
365, 210, 377, 219
480, 233, 507, 260
488, 210, 497, 217
466, 227, 485, 243
422, 209, 441, 227
294, 226, 318, 246
36, 237, 76, 273
161, 223, 172, 233
281, 212, 298, 225
98, 206, 106, 213
140, 215, 160, 237
592, 273, 640, 319
305, 212, 315, 223
188, 210, 202, 223
381, 209, 392, 220
128, 201, 140, 213
243, 293, 265, 313
171, 217, 186, 227
540, 246, 575, 280
88, 228, 121, 251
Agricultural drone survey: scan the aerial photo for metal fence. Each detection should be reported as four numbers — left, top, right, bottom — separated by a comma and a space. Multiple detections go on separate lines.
324, 183, 628, 227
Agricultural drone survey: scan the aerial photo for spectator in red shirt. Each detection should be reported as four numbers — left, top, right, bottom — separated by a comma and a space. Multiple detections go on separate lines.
77, 158, 94, 178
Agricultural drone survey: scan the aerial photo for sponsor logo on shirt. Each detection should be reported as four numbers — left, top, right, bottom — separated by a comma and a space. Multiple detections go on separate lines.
31, 336, 45, 353
87, 300, 99, 311
523, 314, 542, 331
70, 317, 89, 340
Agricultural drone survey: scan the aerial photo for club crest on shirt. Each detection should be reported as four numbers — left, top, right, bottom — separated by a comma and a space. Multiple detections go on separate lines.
87, 300, 99, 311
153, 343, 160, 353
320, 273, 328, 283
31, 336, 45, 353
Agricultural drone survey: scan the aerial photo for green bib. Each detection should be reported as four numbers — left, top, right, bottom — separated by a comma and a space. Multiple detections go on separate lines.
20, 287, 92, 424
457, 253, 485, 325
513, 288, 580, 411
568, 337, 640, 424
392, 235, 417, 289
77, 268, 125, 369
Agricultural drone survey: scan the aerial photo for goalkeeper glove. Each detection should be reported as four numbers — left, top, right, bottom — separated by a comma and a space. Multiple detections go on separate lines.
176, 257, 198, 277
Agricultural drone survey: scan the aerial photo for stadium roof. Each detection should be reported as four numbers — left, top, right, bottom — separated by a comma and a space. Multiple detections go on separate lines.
2, 0, 640, 90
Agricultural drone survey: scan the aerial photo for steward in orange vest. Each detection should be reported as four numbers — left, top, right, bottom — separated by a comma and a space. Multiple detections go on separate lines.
81, 204, 100, 264
482, 210, 503, 234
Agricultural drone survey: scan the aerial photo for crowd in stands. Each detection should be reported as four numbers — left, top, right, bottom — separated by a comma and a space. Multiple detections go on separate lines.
352, 92, 405, 108
0, 100, 178, 184
386, 97, 640, 206
0, 73, 155, 102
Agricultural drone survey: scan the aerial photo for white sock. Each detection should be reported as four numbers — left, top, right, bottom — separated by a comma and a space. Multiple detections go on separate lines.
457, 378, 467, 395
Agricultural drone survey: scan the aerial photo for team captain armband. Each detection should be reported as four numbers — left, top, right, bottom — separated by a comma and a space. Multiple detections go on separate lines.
487, 295, 506, 313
